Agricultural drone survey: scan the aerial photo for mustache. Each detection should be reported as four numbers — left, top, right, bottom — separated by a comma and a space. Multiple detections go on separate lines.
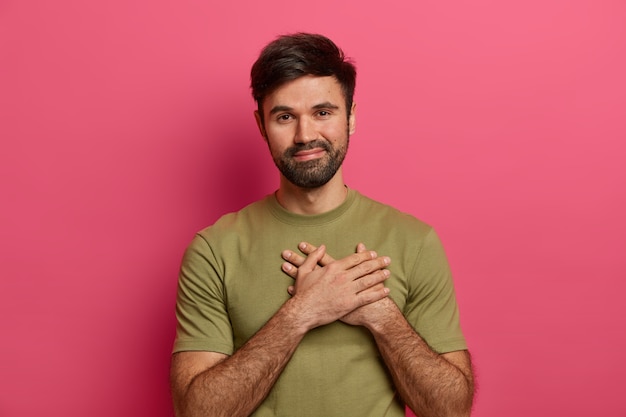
284, 140, 332, 158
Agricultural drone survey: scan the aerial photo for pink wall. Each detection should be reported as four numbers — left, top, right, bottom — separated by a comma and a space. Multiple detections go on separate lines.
1, 1, 625, 416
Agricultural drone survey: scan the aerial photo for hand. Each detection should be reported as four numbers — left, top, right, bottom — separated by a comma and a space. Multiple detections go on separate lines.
282, 243, 391, 330
282, 242, 396, 328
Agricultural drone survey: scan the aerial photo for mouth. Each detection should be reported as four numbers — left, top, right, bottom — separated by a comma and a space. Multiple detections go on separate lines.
293, 148, 326, 162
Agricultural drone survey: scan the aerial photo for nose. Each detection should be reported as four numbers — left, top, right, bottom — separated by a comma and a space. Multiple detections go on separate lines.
294, 117, 316, 144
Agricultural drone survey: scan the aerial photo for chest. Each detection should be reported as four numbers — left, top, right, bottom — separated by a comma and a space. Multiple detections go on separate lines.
219, 230, 411, 349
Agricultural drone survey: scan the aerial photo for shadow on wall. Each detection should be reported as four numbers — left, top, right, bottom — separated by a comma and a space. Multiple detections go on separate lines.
191, 106, 275, 223
144, 108, 276, 416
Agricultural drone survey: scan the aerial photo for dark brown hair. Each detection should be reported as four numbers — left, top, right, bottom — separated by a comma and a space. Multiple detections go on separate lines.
250, 33, 356, 121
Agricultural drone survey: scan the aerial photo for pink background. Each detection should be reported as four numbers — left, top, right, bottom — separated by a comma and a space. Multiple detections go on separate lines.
1, 0, 625, 416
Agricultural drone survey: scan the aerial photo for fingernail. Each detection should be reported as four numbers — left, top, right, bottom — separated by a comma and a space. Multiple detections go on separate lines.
383, 257, 390, 265
299, 242, 307, 250
283, 264, 292, 271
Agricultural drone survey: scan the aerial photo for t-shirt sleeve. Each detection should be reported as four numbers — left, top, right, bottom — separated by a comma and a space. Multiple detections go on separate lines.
403, 228, 467, 354
172, 234, 234, 355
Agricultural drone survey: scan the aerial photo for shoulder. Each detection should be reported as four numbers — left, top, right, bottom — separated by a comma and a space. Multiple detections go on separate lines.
180, 196, 273, 276
196, 196, 272, 242
352, 191, 434, 237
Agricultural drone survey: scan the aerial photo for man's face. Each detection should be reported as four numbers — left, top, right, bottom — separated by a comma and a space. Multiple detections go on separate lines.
255, 75, 356, 188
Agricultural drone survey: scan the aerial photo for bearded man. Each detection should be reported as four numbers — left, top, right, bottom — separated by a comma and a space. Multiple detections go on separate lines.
170, 33, 475, 417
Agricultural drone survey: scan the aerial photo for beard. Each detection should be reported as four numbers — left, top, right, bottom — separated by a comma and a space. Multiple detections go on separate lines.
273, 137, 349, 189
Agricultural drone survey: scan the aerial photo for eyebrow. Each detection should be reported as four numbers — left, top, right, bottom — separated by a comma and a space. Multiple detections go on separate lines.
269, 102, 340, 115
269, 105, 293, 115
312, 102, 340, 110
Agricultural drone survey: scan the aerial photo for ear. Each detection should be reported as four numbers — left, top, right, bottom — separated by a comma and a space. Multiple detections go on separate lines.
348, 102, 357, 135
254, 110, 267, 141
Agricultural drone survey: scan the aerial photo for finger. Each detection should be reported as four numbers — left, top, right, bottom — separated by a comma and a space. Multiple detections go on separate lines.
281, 244, 331, 279
282, 249, 307, 268
342, 255, 391, 286
355, 269, 391, 293
287, 285, 295, 295
335, 249, 382, 273
299, 244, 326, 273
355, 283, 390, 305
356, 282, 390, 298
297, 242, 336, 266
281, 262, 298, 279
353, 243, 390, 281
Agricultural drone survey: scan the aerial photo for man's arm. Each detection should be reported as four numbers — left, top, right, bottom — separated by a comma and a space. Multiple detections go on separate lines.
282, 242, 475, 417
171, 245, 391, 417
171, 299, 308, 417
357, 298, 474, 417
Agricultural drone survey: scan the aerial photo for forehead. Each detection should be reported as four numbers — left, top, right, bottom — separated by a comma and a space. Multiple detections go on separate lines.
262, 75, 345, 115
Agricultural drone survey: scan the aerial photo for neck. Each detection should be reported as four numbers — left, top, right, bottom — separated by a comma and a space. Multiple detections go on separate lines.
275, 170, 348, 215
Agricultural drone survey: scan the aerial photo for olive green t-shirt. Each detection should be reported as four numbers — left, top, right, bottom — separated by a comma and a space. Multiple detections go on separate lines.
173, 189, 467, 416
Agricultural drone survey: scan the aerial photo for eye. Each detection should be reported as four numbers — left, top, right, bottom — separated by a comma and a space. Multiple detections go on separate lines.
276, 114, 293, 122
316, 110, 331, 117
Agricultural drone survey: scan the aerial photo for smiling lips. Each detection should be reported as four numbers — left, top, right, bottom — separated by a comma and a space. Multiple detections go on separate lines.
293, 148, 326, 161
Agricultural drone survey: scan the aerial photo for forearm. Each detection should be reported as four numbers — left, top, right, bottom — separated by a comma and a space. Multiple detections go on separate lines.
178, 299, 307, 417
174, 245, 391, 416
368, 303, 474, 417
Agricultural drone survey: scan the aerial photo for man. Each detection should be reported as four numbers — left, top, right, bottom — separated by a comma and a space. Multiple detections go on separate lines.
170, 33, 474, 417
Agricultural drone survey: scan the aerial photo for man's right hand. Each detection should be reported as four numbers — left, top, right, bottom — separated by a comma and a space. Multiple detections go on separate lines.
283, 244, 391, 331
